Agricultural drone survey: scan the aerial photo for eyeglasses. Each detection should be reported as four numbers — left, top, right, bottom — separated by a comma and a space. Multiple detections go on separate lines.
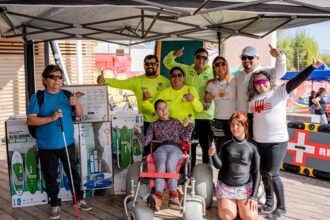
157, 106, 168, 112
240, 55, 255, 61
144, 62, 158, 67
170, 73, 183, 78
214, 62, 226, 67
47, 75, 63, 80
196, 55, 208, 61
254, 79, 268, 86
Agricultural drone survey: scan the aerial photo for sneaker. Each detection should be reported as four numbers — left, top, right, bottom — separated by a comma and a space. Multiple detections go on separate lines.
168, 190, 180, 210
147, 193, 163, 211
50, 206, 61, 219
258, 204, 274, 213
266, 208, 286, 220
169, 197, 180, 210
75, 200, 93, 211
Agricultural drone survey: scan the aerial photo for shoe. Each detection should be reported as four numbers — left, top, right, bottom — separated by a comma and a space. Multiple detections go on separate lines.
169, 197, 180, 210
147, 192, 163, 211
258, 204, 274, 213
168, 190, 180, 210
266, 208, 287, 220
75, 200, 93, 211
50, 206, 61, 219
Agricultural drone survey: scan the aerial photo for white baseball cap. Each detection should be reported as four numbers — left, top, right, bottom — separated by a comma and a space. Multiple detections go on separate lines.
241, 46, 259, 57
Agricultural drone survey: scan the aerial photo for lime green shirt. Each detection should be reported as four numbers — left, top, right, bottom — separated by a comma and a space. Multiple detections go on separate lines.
104, 74, 170, 122
163, 51, 214, 120
142, 85, 203, 122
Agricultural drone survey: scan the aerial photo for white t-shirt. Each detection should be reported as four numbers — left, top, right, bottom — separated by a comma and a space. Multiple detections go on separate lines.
236, 54, 287, 112
248, 85, 288, 143
207, 78, 237, 120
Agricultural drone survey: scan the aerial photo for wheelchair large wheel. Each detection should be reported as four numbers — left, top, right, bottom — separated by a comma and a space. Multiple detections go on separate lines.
126, 162, 150, 198
191, 163, 213, 208
125, 201, 153, 220
183, 199, 203, 220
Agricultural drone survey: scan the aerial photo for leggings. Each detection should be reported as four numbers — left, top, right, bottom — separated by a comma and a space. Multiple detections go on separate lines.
153, 145, 182, 192
258, 141, 287, 210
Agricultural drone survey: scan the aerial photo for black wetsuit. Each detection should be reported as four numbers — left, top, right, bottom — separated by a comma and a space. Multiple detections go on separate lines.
211, 137, 261, 199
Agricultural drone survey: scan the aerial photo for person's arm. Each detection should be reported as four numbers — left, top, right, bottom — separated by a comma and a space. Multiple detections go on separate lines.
136, 123, 154, 146
190, 87, 203, 113
163, 50, 189, 70
104, 77, 136, 90
27, 110, 62, 126
268, 44, 287, 81
286, 59, 323, 94
249, 143, 261, 200
69, 92, 84, 117
210, 141, 224, 169
178, 120, 194, 140
312, 97, 322, 109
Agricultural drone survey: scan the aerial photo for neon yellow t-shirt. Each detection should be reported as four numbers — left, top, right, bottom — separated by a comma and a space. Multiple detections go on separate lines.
142, 85, 203, 122
104, 74, 170, 122
163, 51, 214, 120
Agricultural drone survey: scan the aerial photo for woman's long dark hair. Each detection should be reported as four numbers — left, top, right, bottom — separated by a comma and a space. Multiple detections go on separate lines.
247, 71, 275, 101
315, 87, 326, 97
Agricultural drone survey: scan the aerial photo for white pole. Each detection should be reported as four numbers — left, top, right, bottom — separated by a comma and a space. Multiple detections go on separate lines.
76, 40, 83, 84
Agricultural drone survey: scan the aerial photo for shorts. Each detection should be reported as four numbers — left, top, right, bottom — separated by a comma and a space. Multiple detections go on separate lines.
216, 180, 252, 200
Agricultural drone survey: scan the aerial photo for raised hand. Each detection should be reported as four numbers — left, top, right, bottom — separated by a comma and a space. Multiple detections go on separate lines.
208, 142, 216, 157
185, 89, 194, 102
182, 115, 193, 126
269, 44, 282, 58
174, 47, 184, 57
69, 91, 78, 106
97, 70, 105, 84
203, 91, 214, 103
312, 58, 324, 68
142, 87, 152, 101
133, 125, 142, 134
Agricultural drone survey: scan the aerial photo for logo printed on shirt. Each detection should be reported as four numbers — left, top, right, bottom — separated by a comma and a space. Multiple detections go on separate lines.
203, 75, 209, 81
251, 99, 272, 113
157, 82, 164, 91
218, 89, 228, 98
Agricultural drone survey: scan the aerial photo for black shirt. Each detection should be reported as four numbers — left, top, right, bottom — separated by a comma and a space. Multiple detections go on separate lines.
211, 137, 260, 199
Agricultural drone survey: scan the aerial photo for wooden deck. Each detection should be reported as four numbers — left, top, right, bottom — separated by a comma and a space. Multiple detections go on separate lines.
1, 147, 330, 219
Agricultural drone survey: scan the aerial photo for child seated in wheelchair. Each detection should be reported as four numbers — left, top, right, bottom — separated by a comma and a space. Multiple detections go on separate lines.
134, 99, 194, 211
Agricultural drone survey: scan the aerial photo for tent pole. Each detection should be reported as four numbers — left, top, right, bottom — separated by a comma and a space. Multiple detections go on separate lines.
217, 32, 221, 56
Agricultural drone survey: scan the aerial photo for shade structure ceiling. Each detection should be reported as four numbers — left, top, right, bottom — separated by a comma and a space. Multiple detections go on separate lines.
1, 0, 330, 45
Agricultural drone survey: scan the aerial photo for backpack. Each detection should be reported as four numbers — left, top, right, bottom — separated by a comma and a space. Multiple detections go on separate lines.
28, 89, 72, 139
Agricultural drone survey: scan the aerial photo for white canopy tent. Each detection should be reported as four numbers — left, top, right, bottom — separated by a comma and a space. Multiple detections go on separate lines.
1, 0, 330, 103
1, 0, 330, 45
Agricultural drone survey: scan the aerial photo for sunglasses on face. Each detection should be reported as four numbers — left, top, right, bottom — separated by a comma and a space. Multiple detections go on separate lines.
144, 62, 158, 67
47, 75, 63, 80
170, 73, 183, 78
240, 55, 255, 61
195, 55, 208, 61
214, 62, 226, 67
254, 79, 268, 86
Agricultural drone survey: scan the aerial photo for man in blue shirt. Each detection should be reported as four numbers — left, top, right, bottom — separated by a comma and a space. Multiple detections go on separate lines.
27, 65, 92, 219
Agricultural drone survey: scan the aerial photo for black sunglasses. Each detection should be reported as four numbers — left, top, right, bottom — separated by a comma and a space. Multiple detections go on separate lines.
47, 75, 63, 80
144, 62, 158, 67
214, 62, 226, 67
170, 73, 183, 78
196, 55, 208, 61
240, 55, 255, 61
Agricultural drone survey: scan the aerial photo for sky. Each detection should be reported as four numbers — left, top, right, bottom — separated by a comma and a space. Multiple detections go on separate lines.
279, 21, 330, 53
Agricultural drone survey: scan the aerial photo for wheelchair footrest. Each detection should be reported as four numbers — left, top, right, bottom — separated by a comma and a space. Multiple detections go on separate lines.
139, 172, 179, 179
